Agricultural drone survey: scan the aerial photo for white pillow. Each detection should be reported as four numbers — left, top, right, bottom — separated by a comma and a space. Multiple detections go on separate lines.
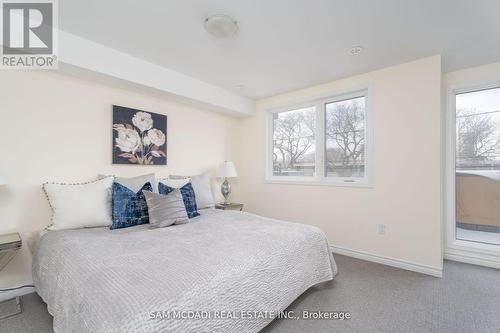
190, 174, 215, 209
99, 173, 157, 193
160, 177, 190, 189
166, 173, 214, 209
43, 177, 114, 230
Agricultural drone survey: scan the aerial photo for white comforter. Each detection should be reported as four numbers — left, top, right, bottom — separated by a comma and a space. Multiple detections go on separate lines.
32, 210, 337, 333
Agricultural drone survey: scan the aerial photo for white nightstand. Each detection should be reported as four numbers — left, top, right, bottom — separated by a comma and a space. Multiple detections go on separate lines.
0, 233, 22, 271
0, 232, 22, 320
215, 203, 244, 211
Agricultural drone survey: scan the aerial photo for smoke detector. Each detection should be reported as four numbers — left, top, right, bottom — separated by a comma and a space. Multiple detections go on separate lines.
348, 46, 363, 56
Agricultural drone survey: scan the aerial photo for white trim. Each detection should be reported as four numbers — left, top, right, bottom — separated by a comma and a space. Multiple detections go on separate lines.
444, 249, 500, 269
315, 100, 325, 179
444, 80, 500, 264
445, 84, 457, 251
330, 244, 443, 278
451, 80, 500, 95
0, 287, 35, 302
265, 86, 373, 187
263, 179, 373, 188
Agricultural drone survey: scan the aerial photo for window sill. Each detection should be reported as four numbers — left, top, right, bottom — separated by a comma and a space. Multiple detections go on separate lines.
263, 178, 373, 188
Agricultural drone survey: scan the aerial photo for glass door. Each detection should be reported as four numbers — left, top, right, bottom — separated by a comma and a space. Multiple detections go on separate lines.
455, 87, 500, 246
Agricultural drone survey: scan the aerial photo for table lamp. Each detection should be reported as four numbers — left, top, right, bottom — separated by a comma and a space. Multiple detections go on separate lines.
216, 161, 237, 205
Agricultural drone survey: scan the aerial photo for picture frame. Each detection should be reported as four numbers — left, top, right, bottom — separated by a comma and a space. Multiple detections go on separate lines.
112, 105, 167, 165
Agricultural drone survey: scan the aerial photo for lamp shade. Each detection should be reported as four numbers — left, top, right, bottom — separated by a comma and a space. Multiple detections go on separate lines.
216, 161, 238, 178
0, 175, 7, 186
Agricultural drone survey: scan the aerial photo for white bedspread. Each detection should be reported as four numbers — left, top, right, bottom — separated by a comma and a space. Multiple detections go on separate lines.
32, 210, 337, 333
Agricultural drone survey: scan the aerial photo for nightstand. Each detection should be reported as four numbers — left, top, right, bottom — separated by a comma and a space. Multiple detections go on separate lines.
0, 232, 22, 320
0, 233, 21, 271
215, 203, 244, 211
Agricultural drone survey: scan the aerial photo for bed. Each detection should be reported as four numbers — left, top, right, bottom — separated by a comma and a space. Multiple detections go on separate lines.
32, 209, 337, 333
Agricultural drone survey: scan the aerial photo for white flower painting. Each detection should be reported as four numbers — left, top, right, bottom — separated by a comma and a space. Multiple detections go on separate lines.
112, 105, 167, 165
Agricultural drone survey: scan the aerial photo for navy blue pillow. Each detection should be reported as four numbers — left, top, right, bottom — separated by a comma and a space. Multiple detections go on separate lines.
158, 182, 200, 219
111, 182, 153, 230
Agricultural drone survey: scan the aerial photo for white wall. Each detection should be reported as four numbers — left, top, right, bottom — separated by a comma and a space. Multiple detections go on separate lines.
233, 56, 443, 271
0, 70, 237, 289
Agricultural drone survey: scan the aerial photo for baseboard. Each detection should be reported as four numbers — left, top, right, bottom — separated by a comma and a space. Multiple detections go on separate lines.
0, 287, 35, 302
330, 244, 443, 278
445, 249, 500, 269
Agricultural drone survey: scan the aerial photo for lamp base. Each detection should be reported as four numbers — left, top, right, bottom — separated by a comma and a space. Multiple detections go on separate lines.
221, 178, 231, 204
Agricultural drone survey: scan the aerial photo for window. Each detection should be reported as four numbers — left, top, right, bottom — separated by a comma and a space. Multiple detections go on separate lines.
325, 96, 366, 179
272, 106, 316, 177
455, 88, 500, 170
453, 86, 500, 246
267, 89, 371, 186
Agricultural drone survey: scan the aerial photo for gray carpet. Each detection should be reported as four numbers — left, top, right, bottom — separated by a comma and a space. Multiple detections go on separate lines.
1, 255, 499, 333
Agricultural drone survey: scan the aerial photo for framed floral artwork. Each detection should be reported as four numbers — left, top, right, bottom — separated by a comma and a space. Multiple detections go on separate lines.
112, 105, 167, 165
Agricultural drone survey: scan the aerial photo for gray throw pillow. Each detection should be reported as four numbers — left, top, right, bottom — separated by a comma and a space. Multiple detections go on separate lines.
143, 190, 188, 228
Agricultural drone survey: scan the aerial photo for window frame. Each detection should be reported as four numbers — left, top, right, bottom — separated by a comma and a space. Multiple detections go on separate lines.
445, 81, 500, 260
265, 87, 373, 187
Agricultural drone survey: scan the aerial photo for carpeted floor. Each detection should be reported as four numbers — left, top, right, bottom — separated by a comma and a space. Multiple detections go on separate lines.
1, 255, 499, 333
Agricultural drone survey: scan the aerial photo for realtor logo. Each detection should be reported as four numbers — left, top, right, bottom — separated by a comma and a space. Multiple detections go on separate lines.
1, 0, 58, 69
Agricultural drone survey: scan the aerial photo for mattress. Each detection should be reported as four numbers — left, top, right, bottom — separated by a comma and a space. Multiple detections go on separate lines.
32, 209, 337, 333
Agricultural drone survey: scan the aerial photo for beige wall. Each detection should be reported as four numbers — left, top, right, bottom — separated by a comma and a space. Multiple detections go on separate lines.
0, 71, 237, 287
444, 61, 500, 87
0, 55, 446, 290
233, 56, 443, 270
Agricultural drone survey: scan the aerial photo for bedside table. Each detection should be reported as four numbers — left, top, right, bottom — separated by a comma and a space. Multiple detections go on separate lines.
0, 233, 21, 271
0, 232, 22, 320
215, 203, 244, 211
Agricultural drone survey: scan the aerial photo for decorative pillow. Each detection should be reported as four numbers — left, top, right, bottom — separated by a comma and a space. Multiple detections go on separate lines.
143, 190, 188, 228
99, 173, 157, 193
168, 175, 190, 180
189, 174, 215, 209
160, 177, 190, 189
43, 177, 114, 230
111, 182, 153, 230
168, 173, 214, 209
158, 182, 200, 218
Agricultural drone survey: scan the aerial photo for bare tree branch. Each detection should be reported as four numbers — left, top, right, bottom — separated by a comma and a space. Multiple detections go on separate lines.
273, 109, 315, 173
456, 108, 500, 167
325, 101, 365, 174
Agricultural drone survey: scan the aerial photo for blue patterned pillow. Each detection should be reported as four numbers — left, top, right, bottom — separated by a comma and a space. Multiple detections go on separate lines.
111, 182, 153, 230
159, 182, 200, 219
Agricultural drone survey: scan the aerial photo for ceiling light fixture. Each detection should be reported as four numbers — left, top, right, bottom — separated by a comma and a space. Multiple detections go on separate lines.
348, 46, 363, 56
204, 14, 238, 38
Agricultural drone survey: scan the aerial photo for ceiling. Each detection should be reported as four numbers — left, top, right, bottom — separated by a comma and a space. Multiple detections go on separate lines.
60, 0, 500, 99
